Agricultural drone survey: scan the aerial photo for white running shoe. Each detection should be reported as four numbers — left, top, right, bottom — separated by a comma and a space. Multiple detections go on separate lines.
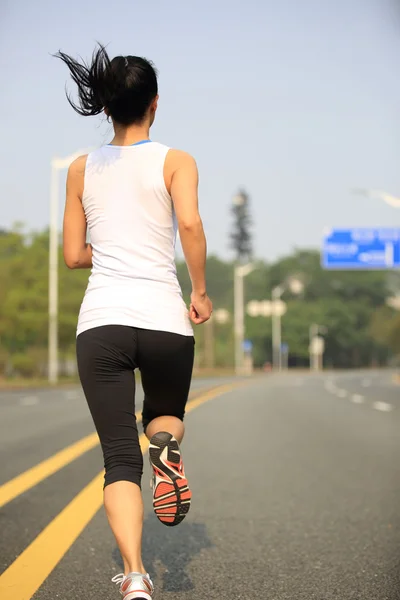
112, 572, 154, 600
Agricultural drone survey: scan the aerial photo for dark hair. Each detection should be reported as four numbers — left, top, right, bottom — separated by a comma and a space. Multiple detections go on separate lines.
54, 43, 158, 125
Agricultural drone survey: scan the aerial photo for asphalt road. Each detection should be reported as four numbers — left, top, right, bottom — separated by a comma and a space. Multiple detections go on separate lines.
0, 370, 399, 599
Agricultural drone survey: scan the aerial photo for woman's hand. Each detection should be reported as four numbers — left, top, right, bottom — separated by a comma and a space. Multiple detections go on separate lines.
189, 291, 213, 325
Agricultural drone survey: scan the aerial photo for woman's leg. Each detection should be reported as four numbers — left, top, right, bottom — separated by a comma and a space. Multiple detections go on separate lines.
104, 481, 145, 574
137, 330, 195, 526
137, 330, 195, 440
145, 415, 185, 443
76, 325, 145, 574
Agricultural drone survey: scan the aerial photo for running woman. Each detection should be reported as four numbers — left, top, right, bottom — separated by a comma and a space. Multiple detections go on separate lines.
56, 44, 212, 600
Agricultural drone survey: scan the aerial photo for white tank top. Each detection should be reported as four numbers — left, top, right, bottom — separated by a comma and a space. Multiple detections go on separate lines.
76, 141, 193, 337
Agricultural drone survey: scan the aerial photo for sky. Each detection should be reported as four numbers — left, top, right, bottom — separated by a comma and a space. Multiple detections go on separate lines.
1, 0, 400, 262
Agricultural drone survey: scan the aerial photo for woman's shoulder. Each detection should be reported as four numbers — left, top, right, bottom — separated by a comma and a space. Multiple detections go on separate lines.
152, 142, 195, 161
165, 148, 197, 170
69, 154, 88, 172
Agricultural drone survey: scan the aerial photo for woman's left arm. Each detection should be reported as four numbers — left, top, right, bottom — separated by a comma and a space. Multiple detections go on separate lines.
63, 155, 92, 269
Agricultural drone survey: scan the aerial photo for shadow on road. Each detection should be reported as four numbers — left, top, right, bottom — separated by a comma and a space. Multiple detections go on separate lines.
112, 515, 213, 592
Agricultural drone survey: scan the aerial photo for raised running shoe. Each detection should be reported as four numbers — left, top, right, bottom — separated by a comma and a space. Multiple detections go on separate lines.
149, 431, 191, 526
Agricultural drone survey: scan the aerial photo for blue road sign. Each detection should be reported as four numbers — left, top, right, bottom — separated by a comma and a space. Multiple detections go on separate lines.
322, 228, 400, 270
242, 339, 253, 353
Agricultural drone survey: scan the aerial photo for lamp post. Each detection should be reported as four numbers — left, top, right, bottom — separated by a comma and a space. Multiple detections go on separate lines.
203, 309, 230, 369
48, 148, 93, 383
247, 298, 287, 369
271, 285, 284, 371
231, 190, 253, 375
271, 277, 304, 371
309, 324, 318, 371
309, 324, 327, 371
234, 263, 255, 375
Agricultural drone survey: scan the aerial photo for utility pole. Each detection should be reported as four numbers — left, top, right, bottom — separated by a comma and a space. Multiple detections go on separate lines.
271, 277, 303, 371
48, 148, 94, 383
309, 323, 318, 371
230, 190, 253, 375
203, 317, 215, 369
272, 286, 283, 371
48, 162, 59, 384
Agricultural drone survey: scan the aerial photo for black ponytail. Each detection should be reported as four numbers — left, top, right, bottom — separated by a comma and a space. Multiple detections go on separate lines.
54, 43, 158, 125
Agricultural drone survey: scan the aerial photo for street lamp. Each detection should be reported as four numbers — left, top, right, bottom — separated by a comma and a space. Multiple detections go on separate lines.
247, 298, 287, 369
272, 277, 304, 371
230, 188, 253, 375
234, 263, 255, 375
309, 324, 327, 371
48, 148, 93, 384
203, 309, 230, 370
351, 188, 400, 209
232, 192, 247, 207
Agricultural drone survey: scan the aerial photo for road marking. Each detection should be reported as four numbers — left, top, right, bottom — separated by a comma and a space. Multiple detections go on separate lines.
324, 380, 336, 393
20, 396, 39, 406
0, 432, 148, 600
351, 394, 364, 404
372, 401, 393, 412
0, 381, 243, 600
337, 389, 348, 398
361, 379, 371, 388
0, 431, 100, 509
0, 470, 106, 600
180, 382, 243, 415
64, 390, 79, 400
0, 384, 235, 509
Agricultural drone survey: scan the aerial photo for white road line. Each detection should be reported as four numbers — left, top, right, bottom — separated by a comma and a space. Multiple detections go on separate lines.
324, 380, 336, 392
64, 390, 79, 400
351, 394, 364, 404
372, 401, 393, 412
337, 389, 348, 398
361, 379, 371, 388
20, 396, 39, 406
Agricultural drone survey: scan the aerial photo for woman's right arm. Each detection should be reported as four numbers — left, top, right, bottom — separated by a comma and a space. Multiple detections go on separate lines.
63, 155, 93, 269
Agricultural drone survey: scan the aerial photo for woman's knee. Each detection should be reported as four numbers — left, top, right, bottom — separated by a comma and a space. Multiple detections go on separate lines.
103, 441, 144, 488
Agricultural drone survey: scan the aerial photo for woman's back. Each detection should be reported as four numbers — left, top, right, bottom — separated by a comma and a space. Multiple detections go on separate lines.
78, 141, 192, 337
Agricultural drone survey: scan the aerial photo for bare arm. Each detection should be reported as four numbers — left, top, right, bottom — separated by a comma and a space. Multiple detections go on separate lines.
63, 155, 92, 269
169, 151, 206, 293
168, 150, 212, 324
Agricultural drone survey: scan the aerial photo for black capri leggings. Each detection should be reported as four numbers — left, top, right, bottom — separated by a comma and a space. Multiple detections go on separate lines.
76, 325, 195, 489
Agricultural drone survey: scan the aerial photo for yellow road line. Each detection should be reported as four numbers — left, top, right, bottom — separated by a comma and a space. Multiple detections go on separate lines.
0, 382, 242, 600
0, 431, 100, 509
0, 434, 149, 600
0, 386, 212, 509
184, 382, 241, 414
0, 471, 105, 600
0, 408, 141, 510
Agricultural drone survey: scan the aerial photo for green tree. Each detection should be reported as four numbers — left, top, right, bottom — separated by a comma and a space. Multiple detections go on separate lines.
0, 228, 397, 374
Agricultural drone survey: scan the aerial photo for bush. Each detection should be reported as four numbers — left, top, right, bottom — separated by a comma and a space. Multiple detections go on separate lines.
27, 346, 47, 377
11, 353, 37, 378
0, 346, 9, 375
